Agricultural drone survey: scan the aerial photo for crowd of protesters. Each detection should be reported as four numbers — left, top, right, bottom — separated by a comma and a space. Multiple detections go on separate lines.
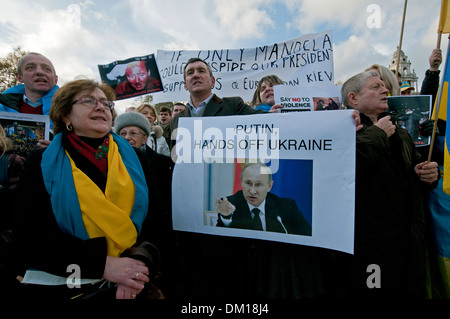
0, 50, 448, 300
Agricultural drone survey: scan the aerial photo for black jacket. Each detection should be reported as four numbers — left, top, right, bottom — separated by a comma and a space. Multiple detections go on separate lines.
0, 93, 22, 112
334, 112, 437, 298
7, 138, 176, 299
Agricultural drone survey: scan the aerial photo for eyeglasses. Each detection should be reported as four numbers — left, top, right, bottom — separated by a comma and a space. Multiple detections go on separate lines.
119, 130, 145, 138
73, 97, 115, 110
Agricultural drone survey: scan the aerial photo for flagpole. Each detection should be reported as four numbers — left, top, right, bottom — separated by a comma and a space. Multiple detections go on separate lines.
428, 36, 449, 162
437, 31, 443, 51
395, 0, 408, 76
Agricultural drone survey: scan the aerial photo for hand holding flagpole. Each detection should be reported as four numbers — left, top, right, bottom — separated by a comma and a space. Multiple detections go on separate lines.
428, 0, 449, 162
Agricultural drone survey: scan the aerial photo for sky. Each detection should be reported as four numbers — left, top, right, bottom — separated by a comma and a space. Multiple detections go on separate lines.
0, 0, 446, 113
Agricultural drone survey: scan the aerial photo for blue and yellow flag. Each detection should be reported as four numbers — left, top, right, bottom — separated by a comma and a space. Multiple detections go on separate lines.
446, 90, 450, 195
432, 35, 450, 194
438, 45, 450, 194
426, 1, 450, 299
439, 0, 450, 33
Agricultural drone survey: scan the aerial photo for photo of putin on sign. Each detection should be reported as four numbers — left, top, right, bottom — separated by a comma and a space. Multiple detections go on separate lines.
216, 162, 312, 236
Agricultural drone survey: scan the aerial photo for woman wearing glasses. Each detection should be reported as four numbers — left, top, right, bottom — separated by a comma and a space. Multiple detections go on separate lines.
11, 79, 167, 299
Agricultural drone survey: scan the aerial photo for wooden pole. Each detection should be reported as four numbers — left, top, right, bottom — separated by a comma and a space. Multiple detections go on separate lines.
437, 31, 443, 53
395, 0, 408, 76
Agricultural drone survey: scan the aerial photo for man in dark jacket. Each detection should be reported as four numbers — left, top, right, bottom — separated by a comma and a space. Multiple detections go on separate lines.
337, 70, 439, 298
171, 58, 326, 299
216, 162, 311, 236
168, 58, 282, 149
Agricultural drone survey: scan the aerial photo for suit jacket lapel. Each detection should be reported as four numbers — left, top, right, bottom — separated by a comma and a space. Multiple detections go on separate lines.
202, 94, 223, 117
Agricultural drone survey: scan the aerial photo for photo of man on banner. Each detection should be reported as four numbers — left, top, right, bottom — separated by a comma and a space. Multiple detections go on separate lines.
214, 160, 312, 236
98, 54, 163, 100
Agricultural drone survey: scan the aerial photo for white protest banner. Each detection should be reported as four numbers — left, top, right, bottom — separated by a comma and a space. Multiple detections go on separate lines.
274, 84, 342, 113
172, 110, 355, 254
154, 31, 334, 103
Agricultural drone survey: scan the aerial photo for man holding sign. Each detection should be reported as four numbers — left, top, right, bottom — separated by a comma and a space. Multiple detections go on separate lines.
170, 58, 329, 299
338, 70, 439, 298
168, 58, 282, 148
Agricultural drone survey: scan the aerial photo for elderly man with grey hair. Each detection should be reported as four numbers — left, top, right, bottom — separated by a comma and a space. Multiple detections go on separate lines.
335, 70, 439, 299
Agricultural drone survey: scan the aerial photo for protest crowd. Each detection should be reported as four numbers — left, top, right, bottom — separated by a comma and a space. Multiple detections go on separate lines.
0, 30, 449, 303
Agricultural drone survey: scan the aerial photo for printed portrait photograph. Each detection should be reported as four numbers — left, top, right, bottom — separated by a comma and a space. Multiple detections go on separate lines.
98, 54, 163, 100
203, 158, 313, 237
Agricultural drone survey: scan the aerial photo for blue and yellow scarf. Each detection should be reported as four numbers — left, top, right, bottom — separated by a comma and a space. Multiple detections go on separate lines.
41, 132, 149, 256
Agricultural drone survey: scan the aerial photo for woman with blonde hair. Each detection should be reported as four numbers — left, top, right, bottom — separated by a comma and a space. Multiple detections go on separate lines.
136, 104, 170, 156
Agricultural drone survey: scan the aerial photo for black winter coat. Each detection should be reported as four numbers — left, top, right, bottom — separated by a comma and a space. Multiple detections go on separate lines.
335, 113, 437, 298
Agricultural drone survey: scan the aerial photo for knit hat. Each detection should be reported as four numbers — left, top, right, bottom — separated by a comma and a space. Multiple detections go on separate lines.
400, 81, 414, 92
114, 111, 151, 136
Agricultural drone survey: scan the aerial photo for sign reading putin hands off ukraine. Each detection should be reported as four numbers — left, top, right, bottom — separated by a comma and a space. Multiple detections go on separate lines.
171, 110, 356, 254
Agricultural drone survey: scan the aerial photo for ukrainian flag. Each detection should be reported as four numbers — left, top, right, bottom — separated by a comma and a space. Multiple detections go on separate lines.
433, 44, 450, 195
432, 0, 450, 193
427, 0, 450, 299
439, 0, 450, 34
